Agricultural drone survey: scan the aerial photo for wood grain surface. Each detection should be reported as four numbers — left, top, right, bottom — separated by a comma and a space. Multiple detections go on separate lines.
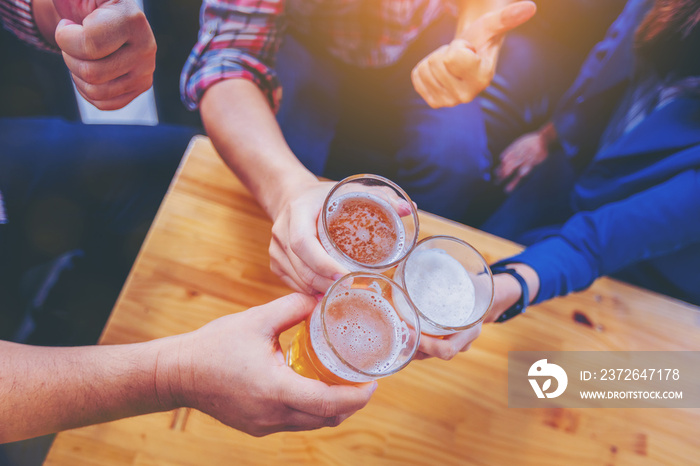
45, 136, 700, 466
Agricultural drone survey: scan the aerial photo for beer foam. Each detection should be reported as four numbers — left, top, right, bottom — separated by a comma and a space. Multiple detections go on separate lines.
315, 288, 407, 376
326, 192, 405, 265
403, 248, 476, 328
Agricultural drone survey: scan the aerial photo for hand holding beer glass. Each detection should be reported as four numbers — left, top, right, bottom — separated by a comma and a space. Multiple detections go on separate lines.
394, 236, 493, 360
287, 273, 421, 385
395, 236, 494, 334
288, 175, 491, 378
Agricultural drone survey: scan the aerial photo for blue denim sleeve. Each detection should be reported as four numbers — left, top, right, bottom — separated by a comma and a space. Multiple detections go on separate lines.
504, 167, 700, 303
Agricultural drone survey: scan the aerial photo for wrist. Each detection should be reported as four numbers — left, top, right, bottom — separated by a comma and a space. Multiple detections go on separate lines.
266, 171, 320, 220
152, 333, 196, 411
508, 263, 540, 301
488, 274, 521, 321
487, 263, 540, 323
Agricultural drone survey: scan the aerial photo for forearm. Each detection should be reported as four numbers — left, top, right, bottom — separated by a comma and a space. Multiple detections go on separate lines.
31, 0, 60, 46
0, 336, 182, 443
200, 79, 318, 219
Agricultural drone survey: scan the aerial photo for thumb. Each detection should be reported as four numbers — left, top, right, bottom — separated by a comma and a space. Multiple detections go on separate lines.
462, 1, 536, 48
259, 293, 319, 336
52, 0, 93, 24
280, 373, 378, 417
54, 20, 86, 56
55, 18, 76, 31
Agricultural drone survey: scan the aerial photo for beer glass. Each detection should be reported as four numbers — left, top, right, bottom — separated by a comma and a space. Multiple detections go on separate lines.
318, 174, 419, 272
287, 272, 421, 385
394, 236, 494, 336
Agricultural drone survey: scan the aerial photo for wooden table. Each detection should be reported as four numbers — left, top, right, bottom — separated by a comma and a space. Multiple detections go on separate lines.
45, 137, 700, 465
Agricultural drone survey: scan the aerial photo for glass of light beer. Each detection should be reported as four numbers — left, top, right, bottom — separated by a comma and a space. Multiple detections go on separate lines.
394, 236, 494, 336
318, 174, 419, 272
287, 272, 421, 385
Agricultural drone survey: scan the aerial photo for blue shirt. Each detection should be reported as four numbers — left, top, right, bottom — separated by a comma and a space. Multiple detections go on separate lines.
553, 0, 654, 162
504, 0, 700, 305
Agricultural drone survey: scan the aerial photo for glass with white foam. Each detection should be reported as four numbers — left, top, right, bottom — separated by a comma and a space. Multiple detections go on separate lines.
394, 236, 494, 336
318, 174, 419, 273
286, 272, 421, 385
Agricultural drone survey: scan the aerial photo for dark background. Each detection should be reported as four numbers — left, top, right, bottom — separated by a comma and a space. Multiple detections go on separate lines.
0, 0, 626, 124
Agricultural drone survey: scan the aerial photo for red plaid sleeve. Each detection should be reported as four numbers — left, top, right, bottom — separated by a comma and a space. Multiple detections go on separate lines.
0, 0, 58, 52
180, 0, 286, 112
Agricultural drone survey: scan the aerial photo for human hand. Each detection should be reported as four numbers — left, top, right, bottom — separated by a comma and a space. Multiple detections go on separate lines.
269, 178, 415, 295
414, 323, 482, 361
495, 122, 557, 193
269, 180, 348, 294
161, 293, 377, 437
414, 262, 542, 358
53, 0, 156, 110
411, 1, 536, 108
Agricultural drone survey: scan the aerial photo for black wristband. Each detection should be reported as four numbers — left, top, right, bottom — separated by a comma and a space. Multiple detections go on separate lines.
490, 265, 529, 323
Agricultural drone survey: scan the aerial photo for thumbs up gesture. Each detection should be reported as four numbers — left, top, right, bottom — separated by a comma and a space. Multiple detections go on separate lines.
411, 1, 536, 108
52, 0, 156, 110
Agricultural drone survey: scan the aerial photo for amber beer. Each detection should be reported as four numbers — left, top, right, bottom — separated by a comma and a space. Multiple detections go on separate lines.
287, 273, 421, 385
325, 193, 404, 265
318, 175, 419, 272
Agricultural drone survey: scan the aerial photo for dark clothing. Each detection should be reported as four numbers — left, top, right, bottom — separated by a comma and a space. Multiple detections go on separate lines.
0, 118, 198, 345
275, 11, 615, 223
484, 0, 700, 305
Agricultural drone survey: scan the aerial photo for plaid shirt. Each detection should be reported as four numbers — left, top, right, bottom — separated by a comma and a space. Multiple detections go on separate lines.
0, 0, 56, 52
181, 0, 457, 112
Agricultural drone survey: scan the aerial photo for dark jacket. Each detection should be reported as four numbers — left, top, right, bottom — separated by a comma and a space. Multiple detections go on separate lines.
507, 0, 700, 305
